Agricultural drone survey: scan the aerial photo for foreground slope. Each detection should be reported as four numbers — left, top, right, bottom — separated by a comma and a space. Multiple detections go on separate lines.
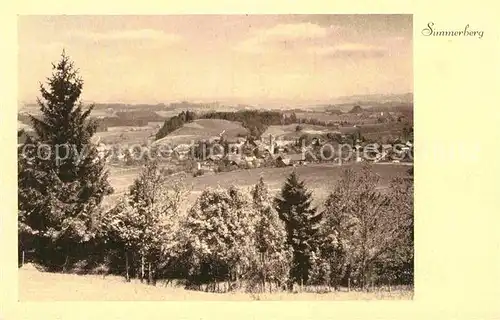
19, 265, 412, 301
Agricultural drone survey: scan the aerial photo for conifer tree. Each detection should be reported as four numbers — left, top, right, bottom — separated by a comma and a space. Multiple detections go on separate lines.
274, 171, 322, 288
18, 51, 113, 270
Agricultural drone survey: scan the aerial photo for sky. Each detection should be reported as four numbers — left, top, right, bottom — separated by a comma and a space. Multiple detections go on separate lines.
18, 15, 413, 105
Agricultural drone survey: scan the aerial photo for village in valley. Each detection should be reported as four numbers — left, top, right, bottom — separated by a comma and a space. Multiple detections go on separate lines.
18, 100, 414, 205
103, 111, 412, 174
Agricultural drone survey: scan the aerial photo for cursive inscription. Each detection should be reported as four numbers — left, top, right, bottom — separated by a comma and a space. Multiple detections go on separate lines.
422, 22, 484, 39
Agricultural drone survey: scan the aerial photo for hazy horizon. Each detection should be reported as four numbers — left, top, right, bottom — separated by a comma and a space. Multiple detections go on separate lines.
19, 92, 414, 109
18, 15, 413, 105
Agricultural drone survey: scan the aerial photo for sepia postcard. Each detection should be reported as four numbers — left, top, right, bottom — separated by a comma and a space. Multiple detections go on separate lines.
1, 3, 499, 320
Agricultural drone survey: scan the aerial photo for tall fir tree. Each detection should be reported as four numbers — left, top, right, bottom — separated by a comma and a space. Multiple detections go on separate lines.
18, 51, 113, 270
274, 171, 322, 288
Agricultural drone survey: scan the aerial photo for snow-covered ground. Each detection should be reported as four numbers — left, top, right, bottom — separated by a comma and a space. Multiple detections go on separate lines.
18, 264, 412, 301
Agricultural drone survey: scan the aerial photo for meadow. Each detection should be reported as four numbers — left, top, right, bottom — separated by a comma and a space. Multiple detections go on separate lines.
94, 125, 159, 145
262, 124, 339, 140
105, 163, 411, 209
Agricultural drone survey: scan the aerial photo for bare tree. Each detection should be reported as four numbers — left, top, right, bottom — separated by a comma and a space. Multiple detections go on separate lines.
322, 164, 404, 290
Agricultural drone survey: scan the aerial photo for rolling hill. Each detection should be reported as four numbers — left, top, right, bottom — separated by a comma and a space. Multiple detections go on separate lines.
152, 119, 248, 146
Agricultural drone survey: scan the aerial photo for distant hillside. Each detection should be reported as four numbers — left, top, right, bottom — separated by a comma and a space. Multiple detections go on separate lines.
20, 93, 413, 114
348, 105, 364, 114
323, 105, 343, 115
334, 93, 413, 105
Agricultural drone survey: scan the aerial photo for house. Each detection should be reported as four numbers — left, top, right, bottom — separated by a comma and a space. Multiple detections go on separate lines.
371, 143, 381, 150
197, 160, 216, 172
172, 150, 188, 161
225, 153, 244, 166
311, 137, 324, 147
253, 140, 274, 158
288, 153, 307, 166
96, 143, 112, 162
276, 155, 291, 167
244, 156, 261, 168
207, 154, 223, 162
173, 144, 192, 160
276, 153, 305, 167
230, 141, 246, 154
208, 136, 221, 144
243, 155, 257, 166
382, 144, 393, 150
362, 143, 381, 161
275, 139, 296, 153
158, 146, 173, 158
117, 151, 126, 162
174, 143, 192, 153
196, 161, 215, 171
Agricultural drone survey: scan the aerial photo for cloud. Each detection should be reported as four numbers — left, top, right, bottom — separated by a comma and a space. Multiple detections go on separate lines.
309, 43, 388, 59
234, 23, 336, 54
258, 23, 330, 41
73, 29, 182, 43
